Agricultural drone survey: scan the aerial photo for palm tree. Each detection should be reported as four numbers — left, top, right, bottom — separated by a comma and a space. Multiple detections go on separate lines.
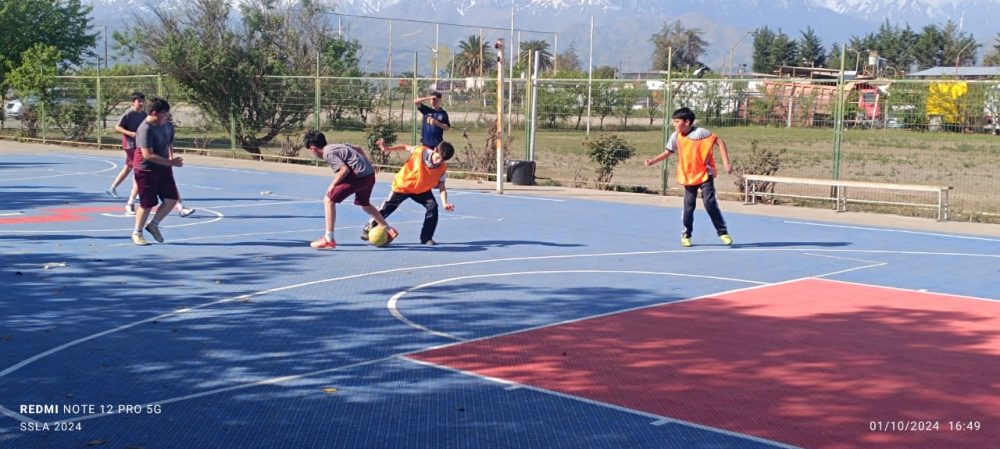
518, 39, 554, 73
454, 34, 495, 77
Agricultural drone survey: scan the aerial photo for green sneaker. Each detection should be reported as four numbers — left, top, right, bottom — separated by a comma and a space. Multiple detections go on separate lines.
720, 234, 733, 246
680, 237, 692, 247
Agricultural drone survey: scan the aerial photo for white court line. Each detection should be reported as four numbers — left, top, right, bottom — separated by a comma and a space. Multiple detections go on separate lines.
183, 166, 268, 175
0, 154, 117, 182
177, 183, 224, 190
785, 220, 1000, 242
452, 191, 565, 202
815, 277, 1000, 303
801, 253, 889, 277
0, 207, 225, 234
388, 270, 768, 341
0, 405, 41, 425
103, 216, 483, 247
204, 200, 317, 209
1, 248, 995, 426
403, 357, 803, 449
0, 212, 25, 216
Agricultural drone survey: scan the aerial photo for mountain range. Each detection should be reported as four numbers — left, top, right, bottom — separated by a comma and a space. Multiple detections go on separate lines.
86, 0, 1000, 74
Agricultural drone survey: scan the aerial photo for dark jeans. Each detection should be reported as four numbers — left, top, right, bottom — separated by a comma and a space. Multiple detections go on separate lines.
682, 176, 728, 238
374, 190, 439, 243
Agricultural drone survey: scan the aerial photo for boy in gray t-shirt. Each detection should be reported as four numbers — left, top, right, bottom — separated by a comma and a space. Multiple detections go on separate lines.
304, 130, 397, 250
130, 97, 184, 246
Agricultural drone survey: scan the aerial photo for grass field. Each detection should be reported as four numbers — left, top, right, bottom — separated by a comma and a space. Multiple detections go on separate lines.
2, 115, 997, 222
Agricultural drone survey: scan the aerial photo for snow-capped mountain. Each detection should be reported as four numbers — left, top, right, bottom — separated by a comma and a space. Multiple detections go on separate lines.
86, 0, 1000, 73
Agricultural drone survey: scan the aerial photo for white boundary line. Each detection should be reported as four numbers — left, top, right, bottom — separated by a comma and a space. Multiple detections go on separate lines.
801, 253, 889, 277
0, 154, 117, 182
0, 405, 41, 425
203, 200, 317, 209
177, 183, 224, 190
387, 270, 769, 341
451, 191, 565, 202
784, 220, 1000, 242
403, 357, 804, 449
182, 166, 269, 175
811, 277, 1000, 303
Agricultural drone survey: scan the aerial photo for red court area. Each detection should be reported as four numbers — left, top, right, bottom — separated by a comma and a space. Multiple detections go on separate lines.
411, 279, 1000, 449
0, 206, 122, 224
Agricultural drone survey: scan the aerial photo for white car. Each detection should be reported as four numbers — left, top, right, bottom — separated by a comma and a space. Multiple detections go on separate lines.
3, 99, 24, 118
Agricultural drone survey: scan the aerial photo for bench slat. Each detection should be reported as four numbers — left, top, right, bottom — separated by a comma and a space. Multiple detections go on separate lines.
743, 175, 951, 192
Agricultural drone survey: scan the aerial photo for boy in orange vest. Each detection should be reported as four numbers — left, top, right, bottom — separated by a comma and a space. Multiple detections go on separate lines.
645, 107, 733, 247
362, 139, 456, 245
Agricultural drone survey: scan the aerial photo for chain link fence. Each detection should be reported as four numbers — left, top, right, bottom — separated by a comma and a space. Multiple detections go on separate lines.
2, 73, 998, 222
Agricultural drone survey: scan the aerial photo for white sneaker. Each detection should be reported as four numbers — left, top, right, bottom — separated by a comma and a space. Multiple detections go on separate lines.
106, 187, 119, 199
125, 203, 136, 215
144, 222, 164, 243
178, 207, 195, 217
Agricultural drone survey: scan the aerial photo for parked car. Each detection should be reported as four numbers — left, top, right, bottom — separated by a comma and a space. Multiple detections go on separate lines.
4, 99, 24, 118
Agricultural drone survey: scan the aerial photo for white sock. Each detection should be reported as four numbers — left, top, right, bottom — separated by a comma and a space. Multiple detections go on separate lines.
324, 231, 334, 241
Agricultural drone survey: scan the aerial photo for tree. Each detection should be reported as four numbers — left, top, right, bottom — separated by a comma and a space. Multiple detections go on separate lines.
940, 20, 979, 67
130, 0, 351, 154
909, 22, 978, 70
770, 32, 798, 69
913, 24, 946, 69
555, 45, 582, 73
650, 20, 709, 72
5, 44, 62, 137
984, 34, 1000, 66
593, 65, 617, 79
454, 34, 494, 78
752, 27, 777, 73
518, 39, 554, 74
753, 27, 796, 73
797, 27, 826, 67
0, 0, 96, 88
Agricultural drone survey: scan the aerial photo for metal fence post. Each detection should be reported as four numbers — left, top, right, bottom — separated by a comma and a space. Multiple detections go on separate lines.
411, 52, 418, 146
832, 45, 846, 181
661, 47, 673, 195
41, 102, 47, 144
96, 73, 103, 148
230, 110, 237, 157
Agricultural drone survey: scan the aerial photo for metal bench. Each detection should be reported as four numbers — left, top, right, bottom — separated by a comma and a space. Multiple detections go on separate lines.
743, 174, 953, 221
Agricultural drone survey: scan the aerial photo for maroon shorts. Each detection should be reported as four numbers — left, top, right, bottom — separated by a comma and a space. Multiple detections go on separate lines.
328, 172, 376, 206
123, 145, 136, 168
134, 168, 179, 209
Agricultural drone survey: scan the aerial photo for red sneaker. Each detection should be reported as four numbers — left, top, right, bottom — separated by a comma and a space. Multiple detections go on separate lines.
310, 237, 337, 250
385, 227, 399, 245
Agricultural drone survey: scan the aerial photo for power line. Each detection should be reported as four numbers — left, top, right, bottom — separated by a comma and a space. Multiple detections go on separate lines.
320, 11, 555, 35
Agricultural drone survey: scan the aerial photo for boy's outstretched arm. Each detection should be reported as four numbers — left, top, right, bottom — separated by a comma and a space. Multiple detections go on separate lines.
376, 138, 410, 153
438, 181, 454, 211
716, 138, 733, 174
644, 149, 672, 167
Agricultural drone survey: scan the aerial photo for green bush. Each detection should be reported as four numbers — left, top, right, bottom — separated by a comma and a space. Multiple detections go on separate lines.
365, 112, 397, 167
732, 139, 785, 201
585, 133, 637, 188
